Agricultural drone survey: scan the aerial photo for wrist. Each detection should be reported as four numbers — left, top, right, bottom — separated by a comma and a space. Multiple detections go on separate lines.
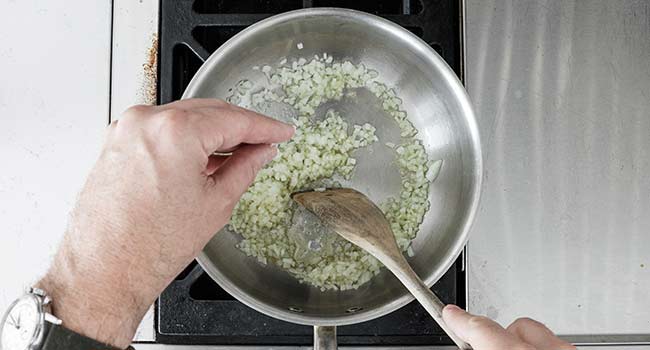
37, 258, 152, 348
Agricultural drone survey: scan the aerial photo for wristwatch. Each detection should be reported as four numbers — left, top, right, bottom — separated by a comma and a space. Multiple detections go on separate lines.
0, 287, 129, 350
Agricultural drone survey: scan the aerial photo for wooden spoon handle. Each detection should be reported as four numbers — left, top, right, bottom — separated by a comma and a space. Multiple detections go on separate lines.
384, 257, 472, 350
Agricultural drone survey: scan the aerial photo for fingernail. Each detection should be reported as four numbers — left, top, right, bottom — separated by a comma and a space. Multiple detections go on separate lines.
445, 304, 462, 312
264, 145, 278, 163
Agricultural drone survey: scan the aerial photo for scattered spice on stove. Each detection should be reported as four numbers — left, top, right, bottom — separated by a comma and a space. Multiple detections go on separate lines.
140, 34, 158, 105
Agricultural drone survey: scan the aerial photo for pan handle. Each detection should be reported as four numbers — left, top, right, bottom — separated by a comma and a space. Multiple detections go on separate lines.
313, 325, 337, 350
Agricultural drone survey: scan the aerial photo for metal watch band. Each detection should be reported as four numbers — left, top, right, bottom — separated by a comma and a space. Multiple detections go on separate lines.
41, 322, 133, 350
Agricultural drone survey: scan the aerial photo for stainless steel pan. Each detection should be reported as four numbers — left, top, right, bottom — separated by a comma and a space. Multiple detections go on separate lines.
183, 8, 482, 348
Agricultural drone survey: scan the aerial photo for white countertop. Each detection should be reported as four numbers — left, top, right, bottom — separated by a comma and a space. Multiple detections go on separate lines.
0, 0, 110, 310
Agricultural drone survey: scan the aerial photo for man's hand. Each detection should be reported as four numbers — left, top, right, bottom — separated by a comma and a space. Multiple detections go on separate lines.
37, 99, 294, 348
443, 305, 576, 350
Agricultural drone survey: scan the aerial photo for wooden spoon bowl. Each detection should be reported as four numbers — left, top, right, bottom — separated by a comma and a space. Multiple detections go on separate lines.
292, 188, 471, 350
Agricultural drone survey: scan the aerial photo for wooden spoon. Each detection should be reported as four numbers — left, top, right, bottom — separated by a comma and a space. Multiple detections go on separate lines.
292, 188, 472, 350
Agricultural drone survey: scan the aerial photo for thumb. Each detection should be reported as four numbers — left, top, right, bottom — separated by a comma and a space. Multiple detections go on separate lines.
210, 144, 277, 207
442, 305, 529, 350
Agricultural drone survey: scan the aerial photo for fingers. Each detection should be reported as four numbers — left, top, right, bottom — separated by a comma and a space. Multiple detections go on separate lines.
119, 99, 294, 155
204, 154, 229, 176
443, 305, 534, 350
507, 318, 576, 350
194, 105, 294, 153
442, 306, 574, 350
209, 144, 277, 205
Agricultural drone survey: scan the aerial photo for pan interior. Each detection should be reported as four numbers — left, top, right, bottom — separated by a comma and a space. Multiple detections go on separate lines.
187, 9, 481, 325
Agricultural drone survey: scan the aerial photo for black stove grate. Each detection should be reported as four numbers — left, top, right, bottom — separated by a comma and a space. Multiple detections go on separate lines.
158, 260, 463, 345
157, 0, 464, 345
159, 0, 461, 105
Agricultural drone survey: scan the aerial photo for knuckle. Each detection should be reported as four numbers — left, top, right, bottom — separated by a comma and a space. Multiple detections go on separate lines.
119, 105, 154, 131
511, 317, 540, 328
122, 104, 151, 120
158, 109, 189, 134
159, 108, 186, 122
507, 317, 546, 334
467, 315, 496, 332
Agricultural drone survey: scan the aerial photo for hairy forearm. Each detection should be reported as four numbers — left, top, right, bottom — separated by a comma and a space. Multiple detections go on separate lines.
36, 230, 156, 349
28, 100, 293, 349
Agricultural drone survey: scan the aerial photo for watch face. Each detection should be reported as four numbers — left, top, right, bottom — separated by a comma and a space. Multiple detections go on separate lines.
1, 295, 41, 350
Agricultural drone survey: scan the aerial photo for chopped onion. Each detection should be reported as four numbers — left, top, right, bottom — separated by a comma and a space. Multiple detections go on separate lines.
426, 159, 443, 182
225, 54, 441, 291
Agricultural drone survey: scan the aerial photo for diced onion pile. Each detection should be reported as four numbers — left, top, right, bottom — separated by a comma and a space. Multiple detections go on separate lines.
225, 54, 440, 291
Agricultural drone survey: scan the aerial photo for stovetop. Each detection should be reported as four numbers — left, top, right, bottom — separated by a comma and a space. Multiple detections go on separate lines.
156, 0, 464, 346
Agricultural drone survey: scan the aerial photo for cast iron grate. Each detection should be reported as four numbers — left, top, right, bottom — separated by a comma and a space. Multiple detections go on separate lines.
159, 0, 460, 104
157, 0, 463, 345
159, 260, 463, 345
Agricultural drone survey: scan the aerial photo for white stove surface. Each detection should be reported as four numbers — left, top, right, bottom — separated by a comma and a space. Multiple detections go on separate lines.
465, 0, 650, 339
